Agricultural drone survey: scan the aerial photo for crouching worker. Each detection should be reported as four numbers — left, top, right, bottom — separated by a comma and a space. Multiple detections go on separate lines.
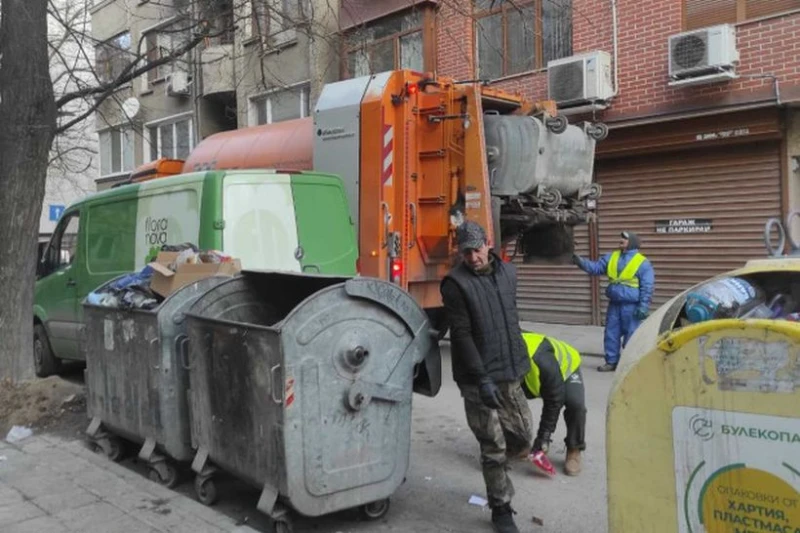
521, 332, 586, 476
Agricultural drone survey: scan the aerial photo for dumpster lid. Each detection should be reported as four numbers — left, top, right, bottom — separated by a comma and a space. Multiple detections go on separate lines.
241, 269, 352, 282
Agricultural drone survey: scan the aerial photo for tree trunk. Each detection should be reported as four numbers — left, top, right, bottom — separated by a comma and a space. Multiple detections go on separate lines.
0, 0, 58, 382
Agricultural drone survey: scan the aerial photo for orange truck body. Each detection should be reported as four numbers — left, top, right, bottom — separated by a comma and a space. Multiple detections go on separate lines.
182, 70, 603, 316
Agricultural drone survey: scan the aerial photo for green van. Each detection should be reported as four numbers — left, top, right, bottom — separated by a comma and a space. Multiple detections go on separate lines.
34, 169, 358, 377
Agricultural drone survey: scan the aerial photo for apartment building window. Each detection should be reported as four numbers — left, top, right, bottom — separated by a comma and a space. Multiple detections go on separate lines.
244, 0, 302, 45
684, 0, 800, 30
474, 0, 572, 79
147, 116, 194, 160
95, 32, 133, 84
99, 125, 135, 177
202, 0, 235, 44
250, 84, 310, 125
145, 22, 191, 85
344, 8, 430, 78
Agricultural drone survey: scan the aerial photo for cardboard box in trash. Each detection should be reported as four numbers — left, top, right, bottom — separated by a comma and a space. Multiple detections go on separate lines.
148, 251, 241, 297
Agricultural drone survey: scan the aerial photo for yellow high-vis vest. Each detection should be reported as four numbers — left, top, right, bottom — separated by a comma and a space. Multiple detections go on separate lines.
521, 332, 582, 398
607, 250, 646, 288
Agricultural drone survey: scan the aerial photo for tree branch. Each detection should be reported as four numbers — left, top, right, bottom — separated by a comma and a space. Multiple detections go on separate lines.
55, 19, 218, 112
55, 28, 221, 134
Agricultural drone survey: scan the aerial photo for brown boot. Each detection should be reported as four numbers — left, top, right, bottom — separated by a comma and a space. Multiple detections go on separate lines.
565, 449, 582, 476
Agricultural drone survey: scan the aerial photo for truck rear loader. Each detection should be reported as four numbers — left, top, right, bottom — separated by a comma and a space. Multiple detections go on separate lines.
183, 70, 607, 327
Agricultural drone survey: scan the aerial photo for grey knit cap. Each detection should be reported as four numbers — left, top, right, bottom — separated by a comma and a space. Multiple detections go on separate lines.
456, 221, 487, 252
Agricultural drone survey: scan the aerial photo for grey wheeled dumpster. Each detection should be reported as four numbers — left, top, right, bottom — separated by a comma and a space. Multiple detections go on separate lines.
83, 275, 228, 487
184, 271, 440, 531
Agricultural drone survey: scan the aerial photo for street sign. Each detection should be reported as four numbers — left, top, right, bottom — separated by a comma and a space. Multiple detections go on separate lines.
49, 205, 65, 222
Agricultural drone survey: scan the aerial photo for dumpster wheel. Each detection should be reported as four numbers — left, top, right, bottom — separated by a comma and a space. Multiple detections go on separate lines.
148, 462, 179, 489
273, 517, 293, 533
90, 436, 125, 463
194, 475, 218, 506
360, 498, 391, 520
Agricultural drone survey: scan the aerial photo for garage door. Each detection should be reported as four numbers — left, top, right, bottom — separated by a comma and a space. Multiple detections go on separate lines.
512, 224, 594, 325
594, 142, 782, 315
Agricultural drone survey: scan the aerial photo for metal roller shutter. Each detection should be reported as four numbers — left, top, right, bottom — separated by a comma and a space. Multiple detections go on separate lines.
594, 142, 782, 317
511, 224, 594, 325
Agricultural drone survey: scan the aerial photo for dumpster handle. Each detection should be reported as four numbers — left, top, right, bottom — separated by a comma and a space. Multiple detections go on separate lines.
270, 364, 283, 404
177, 335, 192, 370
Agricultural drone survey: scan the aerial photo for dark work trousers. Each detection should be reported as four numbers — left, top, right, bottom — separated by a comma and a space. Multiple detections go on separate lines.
564, 369, 587, 451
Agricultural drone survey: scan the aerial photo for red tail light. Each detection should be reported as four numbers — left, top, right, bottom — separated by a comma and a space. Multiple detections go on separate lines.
391, 258, 403, 284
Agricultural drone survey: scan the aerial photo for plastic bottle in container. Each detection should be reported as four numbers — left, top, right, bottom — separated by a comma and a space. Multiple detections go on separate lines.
741, 293, 793, 319
740, 303, 774, 319
684, 277, 765, 324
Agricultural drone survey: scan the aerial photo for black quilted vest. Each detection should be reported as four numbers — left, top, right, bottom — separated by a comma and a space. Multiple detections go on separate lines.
443, 256, 530, 383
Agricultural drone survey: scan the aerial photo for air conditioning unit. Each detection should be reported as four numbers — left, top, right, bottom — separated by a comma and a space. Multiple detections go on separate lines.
547, 51, 614, 107
669, 24, 739, 84
167, 71, 190, 96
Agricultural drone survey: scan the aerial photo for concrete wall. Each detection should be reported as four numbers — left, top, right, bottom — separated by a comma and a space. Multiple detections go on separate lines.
234, 0, 340, 125
91, 0, 202, 183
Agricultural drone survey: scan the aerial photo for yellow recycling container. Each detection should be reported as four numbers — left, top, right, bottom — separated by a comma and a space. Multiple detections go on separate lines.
606, 258, 800, 533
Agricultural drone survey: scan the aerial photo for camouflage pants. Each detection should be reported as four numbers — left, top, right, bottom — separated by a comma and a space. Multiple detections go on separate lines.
461, 381, 534, 508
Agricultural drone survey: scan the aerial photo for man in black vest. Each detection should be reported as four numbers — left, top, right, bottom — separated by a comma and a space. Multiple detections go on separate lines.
441, 221, 533, 533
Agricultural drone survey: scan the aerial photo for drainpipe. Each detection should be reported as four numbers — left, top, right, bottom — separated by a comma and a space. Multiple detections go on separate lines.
610, 0, 619, 98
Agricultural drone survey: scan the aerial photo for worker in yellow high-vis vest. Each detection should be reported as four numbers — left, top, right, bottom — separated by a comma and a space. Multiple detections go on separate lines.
521, 332, 586, 476
572, 231, 655, 372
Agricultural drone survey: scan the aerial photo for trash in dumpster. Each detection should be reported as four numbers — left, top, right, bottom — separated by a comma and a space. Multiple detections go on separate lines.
679, 270, 800, 326
85, 244, 241, 308
86, 265, 159, 310
148, 250, 241, 297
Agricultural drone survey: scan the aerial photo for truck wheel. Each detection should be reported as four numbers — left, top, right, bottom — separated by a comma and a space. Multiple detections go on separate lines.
34, 324, 61, 378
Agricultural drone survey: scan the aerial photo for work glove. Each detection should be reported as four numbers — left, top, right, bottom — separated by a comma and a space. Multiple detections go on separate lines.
478, 376, 504, 410
571, 253, 582, 266
533, 433, 552, 454
635, 307, 649, 321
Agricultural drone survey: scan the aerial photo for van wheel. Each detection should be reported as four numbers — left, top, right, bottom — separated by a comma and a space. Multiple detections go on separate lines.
34, 324, 61, 378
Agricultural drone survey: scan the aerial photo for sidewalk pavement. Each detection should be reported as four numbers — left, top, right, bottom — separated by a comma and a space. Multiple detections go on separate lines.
520, 321, 605, 357
0, 434, 258, 533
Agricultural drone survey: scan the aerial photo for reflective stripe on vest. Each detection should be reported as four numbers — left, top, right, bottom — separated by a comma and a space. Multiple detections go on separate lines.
607, 250, 646, 288
521, 332, 582, 398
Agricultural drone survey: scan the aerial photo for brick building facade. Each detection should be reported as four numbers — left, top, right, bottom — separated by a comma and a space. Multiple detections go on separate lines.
430, 0, 800, 325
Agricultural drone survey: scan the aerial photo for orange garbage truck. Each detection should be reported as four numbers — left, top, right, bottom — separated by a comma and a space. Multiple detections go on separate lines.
183, 69, 606, 330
